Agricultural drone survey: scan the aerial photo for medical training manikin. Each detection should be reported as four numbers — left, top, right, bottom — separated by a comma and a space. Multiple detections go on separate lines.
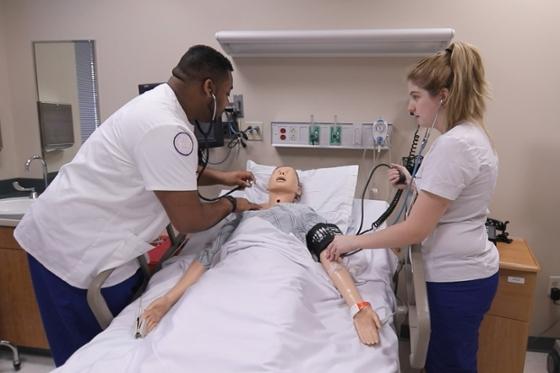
140, 166, 381, 345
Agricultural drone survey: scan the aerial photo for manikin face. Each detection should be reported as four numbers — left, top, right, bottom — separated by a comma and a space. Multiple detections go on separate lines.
407, 81, 445, 131
267, 166, 300, 200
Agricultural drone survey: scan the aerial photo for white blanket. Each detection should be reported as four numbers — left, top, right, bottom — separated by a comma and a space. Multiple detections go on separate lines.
55, 200, 400, 373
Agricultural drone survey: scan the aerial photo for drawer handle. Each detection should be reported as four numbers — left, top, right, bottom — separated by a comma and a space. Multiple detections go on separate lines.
507, 276, 526, 285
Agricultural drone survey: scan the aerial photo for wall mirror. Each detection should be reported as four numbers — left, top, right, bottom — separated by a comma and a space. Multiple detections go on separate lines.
32, 40, 100, 172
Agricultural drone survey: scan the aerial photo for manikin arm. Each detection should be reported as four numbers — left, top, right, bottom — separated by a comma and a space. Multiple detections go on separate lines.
141, 213, 243, 334
141, 260, 206, 334
319, 250, 381, 345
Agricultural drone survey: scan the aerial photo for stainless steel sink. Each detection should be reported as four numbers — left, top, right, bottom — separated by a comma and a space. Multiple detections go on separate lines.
0, 197, 34, 225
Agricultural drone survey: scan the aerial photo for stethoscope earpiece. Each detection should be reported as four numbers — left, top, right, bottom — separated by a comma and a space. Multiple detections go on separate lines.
210, 92, 217, 122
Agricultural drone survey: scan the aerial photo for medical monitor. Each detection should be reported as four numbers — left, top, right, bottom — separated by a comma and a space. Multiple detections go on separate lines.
138, 82, 163, 95
137, 82, 224, 148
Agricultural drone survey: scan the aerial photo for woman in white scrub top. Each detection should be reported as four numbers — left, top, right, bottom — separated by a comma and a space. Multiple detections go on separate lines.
325, 42, 499, 373
14, 45, 260, 367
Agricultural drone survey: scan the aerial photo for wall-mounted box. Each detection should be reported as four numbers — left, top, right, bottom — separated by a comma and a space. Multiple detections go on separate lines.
37, 102, 75, 152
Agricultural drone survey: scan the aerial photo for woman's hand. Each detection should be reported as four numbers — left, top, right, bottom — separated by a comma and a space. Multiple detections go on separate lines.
325, 235, 359, 261
388, 163, 411, 190
221, 170, 255, 188
353, 305, 381, 346
141, 295, 173, 335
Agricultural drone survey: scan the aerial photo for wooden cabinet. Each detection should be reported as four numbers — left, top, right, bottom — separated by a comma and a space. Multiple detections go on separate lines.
0, 226, 49, 349
478, 238, 540, 373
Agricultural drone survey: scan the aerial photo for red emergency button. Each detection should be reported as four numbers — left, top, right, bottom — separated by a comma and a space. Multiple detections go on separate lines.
280, 128, 286, 134
280, 134, 286, 140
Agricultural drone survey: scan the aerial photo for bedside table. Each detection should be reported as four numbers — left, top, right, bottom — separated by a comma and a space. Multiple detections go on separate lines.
477, 238, 540, 373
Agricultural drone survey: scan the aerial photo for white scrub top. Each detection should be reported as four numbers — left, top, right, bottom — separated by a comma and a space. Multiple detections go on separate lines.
15, 84, 199, 289
415, 122, 499, 283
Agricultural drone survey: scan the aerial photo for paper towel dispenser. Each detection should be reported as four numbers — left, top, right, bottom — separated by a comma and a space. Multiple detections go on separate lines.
37, 101, 75, 151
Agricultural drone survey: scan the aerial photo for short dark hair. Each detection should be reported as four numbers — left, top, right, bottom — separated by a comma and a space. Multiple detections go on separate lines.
173, 45, 233, 83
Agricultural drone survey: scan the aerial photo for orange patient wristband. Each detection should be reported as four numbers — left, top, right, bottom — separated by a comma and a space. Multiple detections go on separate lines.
351, 301, 371, 318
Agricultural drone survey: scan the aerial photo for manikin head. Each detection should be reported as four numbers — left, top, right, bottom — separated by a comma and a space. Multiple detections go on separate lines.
267, 166, 302, 205
168, 45, 234, 124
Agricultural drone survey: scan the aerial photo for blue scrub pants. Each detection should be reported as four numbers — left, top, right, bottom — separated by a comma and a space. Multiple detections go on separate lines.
27, 254, 145, 367
425, 272, 499, 373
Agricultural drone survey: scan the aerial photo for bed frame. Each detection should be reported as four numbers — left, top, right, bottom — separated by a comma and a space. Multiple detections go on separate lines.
403, 244, 431, 369
86, 225, 186, 330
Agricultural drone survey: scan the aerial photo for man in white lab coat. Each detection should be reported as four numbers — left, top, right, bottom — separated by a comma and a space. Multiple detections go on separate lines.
14, 45, 259, 366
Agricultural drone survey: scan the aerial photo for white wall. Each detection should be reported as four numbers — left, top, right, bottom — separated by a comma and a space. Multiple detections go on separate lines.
0, 0, 17, 178
1, 0, 559, 336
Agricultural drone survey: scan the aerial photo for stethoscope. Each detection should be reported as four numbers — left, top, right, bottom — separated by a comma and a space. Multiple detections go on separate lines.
341, 98, 443, 258
397, 98, 444, 209
195, 92, 246, 202
400, 98, 443, 192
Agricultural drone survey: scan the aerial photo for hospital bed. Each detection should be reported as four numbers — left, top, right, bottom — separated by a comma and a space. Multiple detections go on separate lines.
70, 198, 429, 373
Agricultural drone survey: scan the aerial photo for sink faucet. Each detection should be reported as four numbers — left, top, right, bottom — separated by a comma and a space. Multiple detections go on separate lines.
12, 181, 38, 199
25, 154, 49, 190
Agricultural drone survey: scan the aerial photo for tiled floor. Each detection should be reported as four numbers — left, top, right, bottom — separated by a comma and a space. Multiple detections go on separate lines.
0, 350, 550, 372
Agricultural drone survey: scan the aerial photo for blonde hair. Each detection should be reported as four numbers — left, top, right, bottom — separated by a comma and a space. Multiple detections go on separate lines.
407, 41, 492, 137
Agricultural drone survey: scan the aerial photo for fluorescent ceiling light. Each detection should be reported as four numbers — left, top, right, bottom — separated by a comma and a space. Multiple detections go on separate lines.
216, 28, 455, 58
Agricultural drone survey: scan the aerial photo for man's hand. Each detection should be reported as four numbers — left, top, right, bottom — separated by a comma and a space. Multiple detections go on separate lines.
353, 305, 381, 346
221, 170, 255, 188
235, 197, 262, 212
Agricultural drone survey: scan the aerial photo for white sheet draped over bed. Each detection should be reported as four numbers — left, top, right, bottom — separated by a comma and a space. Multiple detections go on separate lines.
54, 200, 400, 373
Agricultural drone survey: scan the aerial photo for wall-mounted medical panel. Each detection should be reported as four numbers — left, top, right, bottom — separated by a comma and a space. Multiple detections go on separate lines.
271, 121, 391, 150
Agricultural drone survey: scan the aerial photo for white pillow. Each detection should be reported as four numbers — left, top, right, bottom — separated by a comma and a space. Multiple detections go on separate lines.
242, 160, 359, 233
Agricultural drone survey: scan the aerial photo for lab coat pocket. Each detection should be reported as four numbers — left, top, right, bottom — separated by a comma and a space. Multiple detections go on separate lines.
98, 231, 154, 273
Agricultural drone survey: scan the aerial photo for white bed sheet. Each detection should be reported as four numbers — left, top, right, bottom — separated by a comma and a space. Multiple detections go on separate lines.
54, 199, 400, 373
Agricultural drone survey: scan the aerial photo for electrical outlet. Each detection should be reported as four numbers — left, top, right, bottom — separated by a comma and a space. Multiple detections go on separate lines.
549, 276, 560, 300
240, 120, 263, 141
352, 124, 362, 145
309, 126, 321, 145
330, 126, 342, 145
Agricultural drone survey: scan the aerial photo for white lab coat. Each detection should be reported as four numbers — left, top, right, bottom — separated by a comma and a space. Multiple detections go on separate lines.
15, 84, 198, 289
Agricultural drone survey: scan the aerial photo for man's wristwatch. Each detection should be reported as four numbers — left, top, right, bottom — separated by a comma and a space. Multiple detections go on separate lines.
224, 196, 237, 213
351, 301, 371, 318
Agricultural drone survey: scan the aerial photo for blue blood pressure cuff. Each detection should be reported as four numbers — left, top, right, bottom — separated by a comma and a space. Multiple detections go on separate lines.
306, 223, 343, 261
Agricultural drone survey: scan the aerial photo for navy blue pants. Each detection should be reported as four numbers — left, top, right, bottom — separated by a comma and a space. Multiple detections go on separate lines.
425, 272, 499, 373
27, 255, 145, 367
